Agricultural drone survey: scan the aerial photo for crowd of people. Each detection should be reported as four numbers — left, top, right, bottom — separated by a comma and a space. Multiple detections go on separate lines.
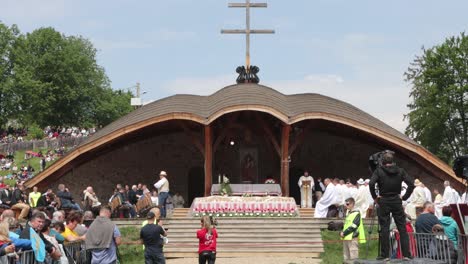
304, 152, 467, 262
0, 126, 97, 144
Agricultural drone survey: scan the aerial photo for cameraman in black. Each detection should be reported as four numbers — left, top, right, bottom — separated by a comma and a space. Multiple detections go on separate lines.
369, 151, 415, 261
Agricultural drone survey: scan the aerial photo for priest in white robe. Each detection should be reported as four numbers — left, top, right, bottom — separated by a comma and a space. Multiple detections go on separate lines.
434, 188, 443, 218
422, 184, 432, 202
442, 181, 459, 206
460, 187, 468, 204
298, 171, 314, 208
354, 179, 369, 218
314, 178, 339, 218
405, 179, 426, 219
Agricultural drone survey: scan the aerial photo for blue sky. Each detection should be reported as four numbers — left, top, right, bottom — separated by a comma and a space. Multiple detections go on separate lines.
2, 0, 468, 131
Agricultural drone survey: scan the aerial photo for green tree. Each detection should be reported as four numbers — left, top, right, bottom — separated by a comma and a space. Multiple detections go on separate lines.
0, 22, 19, 126
12, 27, 111, 127
94, 88, 134, 127
405, 33, 468, 163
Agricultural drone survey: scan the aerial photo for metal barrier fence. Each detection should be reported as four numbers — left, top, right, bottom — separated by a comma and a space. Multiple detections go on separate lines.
5, 241, 90, 264
459, 234, 467, 264
389, 232, 466, 264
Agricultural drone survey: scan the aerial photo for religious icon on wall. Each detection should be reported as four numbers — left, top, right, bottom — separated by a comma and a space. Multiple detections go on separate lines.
240, 148, 258, 183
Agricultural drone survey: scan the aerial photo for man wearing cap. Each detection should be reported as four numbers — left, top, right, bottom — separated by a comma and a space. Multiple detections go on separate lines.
140, 211, 167, 264
154, 171, 170, 218
405, 179, 427, 219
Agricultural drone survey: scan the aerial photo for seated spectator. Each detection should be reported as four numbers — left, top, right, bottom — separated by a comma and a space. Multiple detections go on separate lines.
128, 185, 139, 205
415, 202, 440, 257
52, 222, 66, 243
0, 185, 12, 208
0, 210, 14, 222
415, 202, 440, 234
173, 192, 185, 208
41, 219, 64, 261
20, 212, 59, 262
439, 206, 459, 248
61, 211, 85, 242
83, 211, 94, 228
52, 211, 65, 224
0, 220, 30, 250
83, 186, 101, 215
429, 224, 457, 262
57, 184, 81, 211
10, 183, 30, 220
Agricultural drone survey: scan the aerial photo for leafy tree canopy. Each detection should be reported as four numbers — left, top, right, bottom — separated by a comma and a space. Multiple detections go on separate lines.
0, 22, 134, 129
405, 32, 468, 163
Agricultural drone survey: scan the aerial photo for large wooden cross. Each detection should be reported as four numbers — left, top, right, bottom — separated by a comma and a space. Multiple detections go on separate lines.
221, 0, 275, 70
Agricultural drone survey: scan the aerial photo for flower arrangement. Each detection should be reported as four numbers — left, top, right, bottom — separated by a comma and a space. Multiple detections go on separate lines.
219, 175, 232, 196
264, 178, 276, 184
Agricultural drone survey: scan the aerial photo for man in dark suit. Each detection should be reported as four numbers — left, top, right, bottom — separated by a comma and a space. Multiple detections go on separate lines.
128, 185, 138, 205
0, 185, 12, 207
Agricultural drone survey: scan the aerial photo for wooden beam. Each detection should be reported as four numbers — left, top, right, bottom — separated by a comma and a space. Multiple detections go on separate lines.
254, 113, 281, 157
289, 125, 311, 156
177, 121, 204, 157
204, 125, 213, 197
213, 113, 240, 154
280, 124, 291, 197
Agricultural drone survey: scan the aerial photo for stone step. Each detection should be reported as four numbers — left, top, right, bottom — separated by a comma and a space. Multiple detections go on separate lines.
166, 229, 321, 234
164, 243, 323, 253
166, 233, 322, 238
165, 237, 323, 243
164, 252, 322, 258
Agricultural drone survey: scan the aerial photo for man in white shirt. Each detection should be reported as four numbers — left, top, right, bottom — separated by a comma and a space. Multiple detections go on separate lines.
154, 171, 170, 218
298, 171, 314, 208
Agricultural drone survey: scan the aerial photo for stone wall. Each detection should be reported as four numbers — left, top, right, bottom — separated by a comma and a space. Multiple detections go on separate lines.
57, 132, 204, 203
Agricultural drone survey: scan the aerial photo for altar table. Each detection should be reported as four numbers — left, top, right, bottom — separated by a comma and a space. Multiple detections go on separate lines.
210, 184, 282, 196
190, 196, 297, 217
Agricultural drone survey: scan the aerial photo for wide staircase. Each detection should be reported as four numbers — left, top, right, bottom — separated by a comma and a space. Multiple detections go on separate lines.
116, 207, 324, 258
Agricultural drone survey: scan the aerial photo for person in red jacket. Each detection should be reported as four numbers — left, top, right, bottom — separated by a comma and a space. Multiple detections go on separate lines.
197, 216, 218, 264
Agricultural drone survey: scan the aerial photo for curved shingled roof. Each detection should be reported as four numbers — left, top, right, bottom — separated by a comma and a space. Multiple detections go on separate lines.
26, 83, 462, 188
86, 83, 413, 145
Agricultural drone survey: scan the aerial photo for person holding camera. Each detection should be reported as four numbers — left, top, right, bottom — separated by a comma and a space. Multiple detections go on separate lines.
197, 216, 217, 264
140, 211, 167, 264
369, 151, 415, 261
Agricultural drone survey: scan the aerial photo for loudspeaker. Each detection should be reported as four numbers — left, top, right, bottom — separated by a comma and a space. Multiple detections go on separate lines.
453, 155, 468, 179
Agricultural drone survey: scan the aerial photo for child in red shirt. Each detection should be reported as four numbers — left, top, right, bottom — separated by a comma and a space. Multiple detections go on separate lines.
197, 216, 218, 264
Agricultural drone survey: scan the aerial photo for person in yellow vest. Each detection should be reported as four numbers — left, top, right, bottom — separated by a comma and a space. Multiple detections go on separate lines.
340, 197, 366, 261
28, 186, 41, 208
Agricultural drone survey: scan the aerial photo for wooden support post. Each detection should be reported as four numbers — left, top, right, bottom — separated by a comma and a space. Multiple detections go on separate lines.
280, 124, 291, 197
204, 125, 213, 197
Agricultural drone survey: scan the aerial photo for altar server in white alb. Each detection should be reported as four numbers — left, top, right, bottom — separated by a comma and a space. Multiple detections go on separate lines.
405, 179, 427, 219
354, 179, 370, 218
314, 178, 339, 218
298, 171, 314, 208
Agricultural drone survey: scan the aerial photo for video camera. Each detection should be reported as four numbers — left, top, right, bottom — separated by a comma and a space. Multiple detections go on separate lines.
368, 150, 395, 173
453, 155, 468, 181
